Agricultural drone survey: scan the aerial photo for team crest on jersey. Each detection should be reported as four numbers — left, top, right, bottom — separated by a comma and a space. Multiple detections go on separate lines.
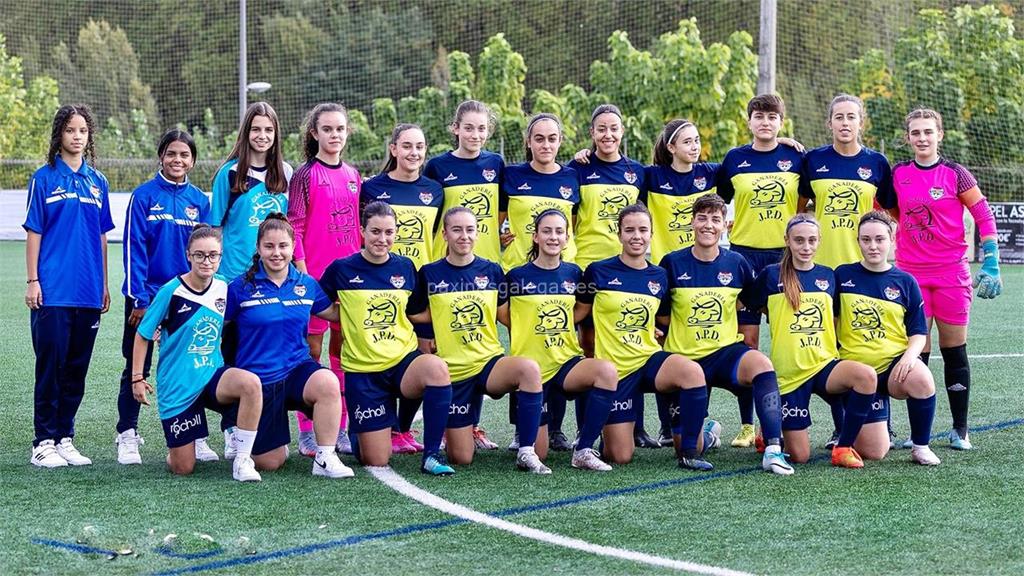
474, 275, 490, 289
348, 182, 358, 193
624, 171, 637, 184
815, 279, 830, 291
777, 160, 793, 172
390, 275, 406, 289
694, 177, 707, 191
929, 187, 944, 200
717, 272, 733, 285
215, 298, 226, 313
482, 169, 496, 182
884, 286, 901, 300
534, 302, 570, 335
789, 303, 825, 334
647, 281, 661, 295
857, 167, 872, 180
419, 191, 433, 205
294, 285, 307, 297
559, 186, 573, 199
561, 280, 576, 294
185, 206, 199, 220
89, 185, 101, 198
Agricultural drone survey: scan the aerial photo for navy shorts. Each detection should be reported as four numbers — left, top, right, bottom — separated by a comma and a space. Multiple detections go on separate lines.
780, 359, 840, 431
607, 351, 673, 425
540, 356, 584, 426
345, 350, 423, 434
253, 360, 328, 455
448, 355, 502, 429
668, 342, 751, 425
731, 245, 783, 325
414, 322, 435, 340
161, 367, 231, 449
864, 357, 901, 425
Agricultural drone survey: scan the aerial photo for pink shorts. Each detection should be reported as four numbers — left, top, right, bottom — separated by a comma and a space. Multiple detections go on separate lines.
908, 265, 972, 326
307, 316, 341, 336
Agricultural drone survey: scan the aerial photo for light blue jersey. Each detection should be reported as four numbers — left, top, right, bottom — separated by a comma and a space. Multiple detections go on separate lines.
137, 276, 228, 419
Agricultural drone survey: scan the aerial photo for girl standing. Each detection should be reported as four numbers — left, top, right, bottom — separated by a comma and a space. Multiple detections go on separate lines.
116, 129, 213, 466
25, 104, 113, 468
288, 103, 363, 456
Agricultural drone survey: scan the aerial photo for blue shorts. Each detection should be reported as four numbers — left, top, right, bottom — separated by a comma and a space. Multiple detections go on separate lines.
865, 357, 902, 425
540, 356, 584, 426
668, 342, 751, 424
731, 245, 783, 325
414, 322, 435, 340
448, 355, 502, 429
780, 360, 840, 431
345, 350, 423, 434
161, 367, 232, 449
607, 351, 672, 425
253, 360, 328, 455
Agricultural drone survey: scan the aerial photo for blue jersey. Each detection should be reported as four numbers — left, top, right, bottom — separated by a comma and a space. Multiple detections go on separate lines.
658, 247, 753, 360
835, 263, 927, 373
499, 162, 580, 271
717, 144, 805, 250
800, 145, 892, 268
423, 151, 505, 262
225, 263, 332, 382
23, 156, 115, 308
122, 172, 211, 308
211, 159, 293, 281
137, 276, 228, 419
361, 173, 444, 269
642, 162, 722, 262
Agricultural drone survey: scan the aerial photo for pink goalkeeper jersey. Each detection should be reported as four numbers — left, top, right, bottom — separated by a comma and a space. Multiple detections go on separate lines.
885, 159, 977, 275
287, 158, 362, 279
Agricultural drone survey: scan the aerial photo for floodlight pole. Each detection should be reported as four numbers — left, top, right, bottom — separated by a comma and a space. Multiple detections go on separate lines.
757, 0, 777, 95
239, 0, 248, 125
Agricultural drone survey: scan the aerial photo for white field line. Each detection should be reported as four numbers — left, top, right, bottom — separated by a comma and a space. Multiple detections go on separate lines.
368, 466, 756, 576
935, 353, 1024, 361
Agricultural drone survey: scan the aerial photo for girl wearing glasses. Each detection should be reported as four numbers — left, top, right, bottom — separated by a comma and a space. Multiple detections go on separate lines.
116, 129, 212, 466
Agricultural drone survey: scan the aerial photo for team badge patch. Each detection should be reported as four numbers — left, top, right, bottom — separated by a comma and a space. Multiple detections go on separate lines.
815, 279, 830, 291
215, 298, 226, 313
184, 206, 199, 220
624, 171, 638, 184
482, 169, 496, 182
474, 275, 490, 289
390, 275, 406, 289
857, 167, 872, 180
419, 192, 433, 205
694, 177, 707, 191
559, 186, 573, 199
717, 272, 733, 285
562, 280, 576, 294
294, 285, 307, 297
777, 160, 793, 172
647, 281, 661, 295
89, 185, 101, 198
884, 286, 901, 300
929, 187, 944, 200
348, 182, 358, 193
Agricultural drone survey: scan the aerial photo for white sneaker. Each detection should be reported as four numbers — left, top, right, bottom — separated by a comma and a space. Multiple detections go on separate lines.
298, 430, 317, 457
232, 454, 262, 482
762, 446, 795, 476
312, 450, 354, 478
194, 437, 219, 462
115, 429, 143, 465
223, 428, 237, 460
31, 440, 68, 468
516, 449, 552, 474
56, 437, 92, 466
571, 448, 612, 472
911, 445, 942, 466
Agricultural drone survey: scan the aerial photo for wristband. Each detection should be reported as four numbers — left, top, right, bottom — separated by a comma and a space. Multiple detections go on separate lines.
27, 279, 39, 284
132, 378, 146, 384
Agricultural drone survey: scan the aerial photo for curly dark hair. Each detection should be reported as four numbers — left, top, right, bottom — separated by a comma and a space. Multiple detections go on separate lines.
47, 104, 98, 167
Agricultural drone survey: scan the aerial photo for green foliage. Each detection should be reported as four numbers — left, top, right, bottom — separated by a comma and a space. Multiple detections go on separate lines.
0, 33, 59, 162
845, 4, 1024, 200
